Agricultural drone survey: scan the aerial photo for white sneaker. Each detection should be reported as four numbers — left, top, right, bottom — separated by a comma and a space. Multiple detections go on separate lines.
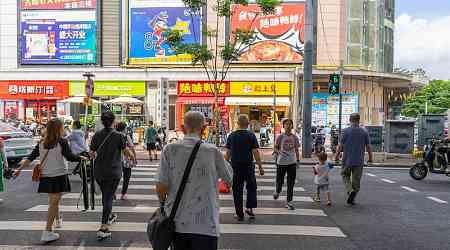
285, 202, 296, 210
41, 231, 60, 242
0, 199, 3, 204
55, 218, 63, 229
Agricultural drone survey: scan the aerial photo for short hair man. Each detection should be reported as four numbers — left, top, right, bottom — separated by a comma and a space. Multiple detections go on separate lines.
225, 114, 264, 221
144, 121, 158, 161
335, 113, 373, 205
156, 111, 232, 250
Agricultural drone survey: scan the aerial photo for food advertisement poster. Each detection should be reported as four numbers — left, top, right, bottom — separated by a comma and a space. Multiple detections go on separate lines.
21, 0, 97, 10
312, 93, 359, 127
230, 1, 305, 62
128, 0, 201, 64
20, 10, 97, 64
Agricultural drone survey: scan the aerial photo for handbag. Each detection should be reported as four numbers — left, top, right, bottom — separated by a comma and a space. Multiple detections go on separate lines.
32, 149, 50, 182
147, 140, 202, 250
218, 178, 230, 194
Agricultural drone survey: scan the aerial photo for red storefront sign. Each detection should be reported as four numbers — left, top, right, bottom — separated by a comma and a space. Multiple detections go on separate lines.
177, 81, 230, 97
21, 0, 96, 10
0, 80, 69, 100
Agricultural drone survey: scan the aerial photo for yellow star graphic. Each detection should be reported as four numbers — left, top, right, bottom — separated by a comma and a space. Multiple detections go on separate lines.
171, 18, 191, 35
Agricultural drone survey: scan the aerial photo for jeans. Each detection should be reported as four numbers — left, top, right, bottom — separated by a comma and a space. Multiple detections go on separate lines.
96, 178, 120, 224
232, 164, 257, 217
121, 167, 132, 195
172, 233, 218, 250
341, 165, 363, 195
276, 164, 297, 202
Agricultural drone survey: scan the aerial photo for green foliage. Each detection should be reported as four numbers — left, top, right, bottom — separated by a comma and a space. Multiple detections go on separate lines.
401, 80, 450, 118
256, 0, 281, 15
181, 0, 206, 12
221, 43, 240, 62
177, 44, 213, 65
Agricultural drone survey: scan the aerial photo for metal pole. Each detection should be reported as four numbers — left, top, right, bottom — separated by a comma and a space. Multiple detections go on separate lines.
339, 60, 344, 135
302, 0, 315, 158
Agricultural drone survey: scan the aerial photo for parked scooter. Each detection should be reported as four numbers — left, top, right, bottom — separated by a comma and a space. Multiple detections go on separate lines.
410, 138, 450, 180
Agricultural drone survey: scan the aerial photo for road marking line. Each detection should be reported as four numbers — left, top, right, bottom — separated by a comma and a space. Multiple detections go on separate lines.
116, 184, 305, 192
62, 193, 313, 202
127, 177, 277, 183
366, 173, 377, 177
133, 167, 277, 173
381, 178, 396, 184
401, 186, 419, 192
131, 172, 277, 177
0, 221, 345, 237
427, 196, 448, 204
27, 205, 325, 216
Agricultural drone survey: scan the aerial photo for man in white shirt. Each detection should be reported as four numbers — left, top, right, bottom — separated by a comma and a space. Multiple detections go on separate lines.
156, 111, 233, 250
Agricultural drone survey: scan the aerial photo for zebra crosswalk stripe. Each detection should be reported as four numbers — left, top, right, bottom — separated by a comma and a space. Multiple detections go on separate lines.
115, 184, 305, 192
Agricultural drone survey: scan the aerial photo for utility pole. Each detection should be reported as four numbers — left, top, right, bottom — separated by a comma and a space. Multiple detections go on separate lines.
302, 0, 316, 158
338, 60, 344, 136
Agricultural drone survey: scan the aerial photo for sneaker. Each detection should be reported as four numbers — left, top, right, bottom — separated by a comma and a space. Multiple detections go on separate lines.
245, 209, 256, 219
234, 214, 244, 222
107, 214, 118, 225
97, 228, 111, 240
0, 199, 3, 204
273, 192, 280, 200
326, 201, 332, 206
313, 196, 321, 202
41, 231, 60, 242
54, 218, 63, 229
347, 191, 357, 205
285, 202, 296, 210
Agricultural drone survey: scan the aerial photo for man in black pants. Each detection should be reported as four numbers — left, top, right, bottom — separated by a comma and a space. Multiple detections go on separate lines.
225, 114, 264, 221
90, 112, 135, 240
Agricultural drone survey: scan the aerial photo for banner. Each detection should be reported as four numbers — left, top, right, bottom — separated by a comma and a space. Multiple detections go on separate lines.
20, 10, 97, 64
70, 81, 146, 97
312, 93, 359, 127
157, 78, 170, 127
230, 2, 305, 62
128, 0, 201, 64
230, 81, 291, 96
21, 0, 96, 10
0, 80, 69, 100
177, 81, 230, 97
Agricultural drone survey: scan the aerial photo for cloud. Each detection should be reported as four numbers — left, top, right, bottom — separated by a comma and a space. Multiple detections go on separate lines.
395, 14, 450, 80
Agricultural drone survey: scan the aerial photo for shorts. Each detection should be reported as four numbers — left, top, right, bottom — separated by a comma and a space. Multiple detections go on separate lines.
316, 184, 329, 192
147, 142, 156, 150
38, 174, 71, 193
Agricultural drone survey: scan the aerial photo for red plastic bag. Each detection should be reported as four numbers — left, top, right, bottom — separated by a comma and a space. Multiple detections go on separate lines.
218, 179, 230, 194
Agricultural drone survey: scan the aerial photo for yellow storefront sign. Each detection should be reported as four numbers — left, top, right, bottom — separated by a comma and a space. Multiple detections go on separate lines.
230, 81, 291, 96
69, 81, 146, 97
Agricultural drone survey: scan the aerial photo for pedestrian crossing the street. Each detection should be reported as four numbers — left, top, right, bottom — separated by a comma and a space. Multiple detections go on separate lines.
0, 164, 348, 249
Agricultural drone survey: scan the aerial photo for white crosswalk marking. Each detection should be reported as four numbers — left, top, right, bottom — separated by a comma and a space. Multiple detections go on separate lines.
126, 177, 277, 183
116, 184, 305, 192
131, 171, 278, 177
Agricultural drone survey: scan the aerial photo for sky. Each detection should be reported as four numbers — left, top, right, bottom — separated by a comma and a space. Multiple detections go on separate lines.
395, 0, 450, 80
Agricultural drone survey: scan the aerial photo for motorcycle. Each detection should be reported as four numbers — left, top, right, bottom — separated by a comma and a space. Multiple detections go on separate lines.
260, 126, 270, 147
313, 131, 326, 154
330, 128, 339, 154
410, 138, 450, 180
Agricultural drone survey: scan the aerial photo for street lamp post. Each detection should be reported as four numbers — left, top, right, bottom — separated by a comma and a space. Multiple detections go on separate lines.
82, 71, 95, 210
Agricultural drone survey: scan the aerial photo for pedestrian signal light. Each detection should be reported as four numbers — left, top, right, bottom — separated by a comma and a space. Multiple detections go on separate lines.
329, 73, 340, 95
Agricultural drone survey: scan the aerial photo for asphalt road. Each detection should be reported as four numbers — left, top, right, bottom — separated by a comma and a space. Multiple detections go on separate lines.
0, 161, 449, 250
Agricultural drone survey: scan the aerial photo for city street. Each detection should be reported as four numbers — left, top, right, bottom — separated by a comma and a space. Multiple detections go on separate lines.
0, 158, 449, 250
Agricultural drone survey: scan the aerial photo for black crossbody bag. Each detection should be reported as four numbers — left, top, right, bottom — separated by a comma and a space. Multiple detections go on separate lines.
147, 141, 202, 250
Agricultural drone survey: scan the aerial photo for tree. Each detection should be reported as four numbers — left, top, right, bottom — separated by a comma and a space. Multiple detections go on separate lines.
401, 80, 450, 117
164, 0, 281, 145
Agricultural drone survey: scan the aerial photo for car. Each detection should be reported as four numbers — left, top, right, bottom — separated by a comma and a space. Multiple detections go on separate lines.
0, 122, 35, 166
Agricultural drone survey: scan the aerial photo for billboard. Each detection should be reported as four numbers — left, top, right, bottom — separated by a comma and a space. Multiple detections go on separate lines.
70, 81, 146, 97
312, 93, 359, 127
230, 81, 291, 96
0, 80, 69, 100
21, 0, 97, 10
128, 0, 202, 64
230, 2, 305, 62
177, 81, 230, 97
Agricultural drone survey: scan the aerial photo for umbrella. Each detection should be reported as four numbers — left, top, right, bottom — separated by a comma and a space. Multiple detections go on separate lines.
58, 96, 101, 104
105, 94, 143, 104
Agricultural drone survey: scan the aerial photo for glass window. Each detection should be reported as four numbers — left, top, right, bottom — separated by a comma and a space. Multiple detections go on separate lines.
350, 0, 363, 18
349, 21, 362, 44
348, 46, 362, 65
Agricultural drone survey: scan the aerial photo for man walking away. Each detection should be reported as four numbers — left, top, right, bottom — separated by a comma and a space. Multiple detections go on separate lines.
156, 111, 232, 250
335, 113, 373, 205
144, 121, 158, 161
225, 114, 264, 221
273, 119, 300, 210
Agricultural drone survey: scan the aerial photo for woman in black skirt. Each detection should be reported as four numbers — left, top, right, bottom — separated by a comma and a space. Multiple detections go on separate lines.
15, 118, 86, 242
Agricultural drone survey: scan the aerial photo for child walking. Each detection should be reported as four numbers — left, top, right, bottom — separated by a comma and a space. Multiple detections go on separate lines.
313, 152, 333, 206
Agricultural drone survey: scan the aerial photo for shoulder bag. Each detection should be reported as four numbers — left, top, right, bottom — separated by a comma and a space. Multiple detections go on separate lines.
147, 140, 202, 250
32, 149, 50, 182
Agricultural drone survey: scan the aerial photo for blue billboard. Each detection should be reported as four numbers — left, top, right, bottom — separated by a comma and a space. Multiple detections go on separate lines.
20, 10, 97, 64
128, 2, 201, 64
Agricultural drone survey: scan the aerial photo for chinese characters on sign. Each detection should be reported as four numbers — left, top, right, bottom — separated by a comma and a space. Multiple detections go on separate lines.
0, 81, 69, 100
177, 81, 231, 97
230, 82, 291, 96
157, 78, 170, 128
21, 0, 96, 10
8, 85, 55, 95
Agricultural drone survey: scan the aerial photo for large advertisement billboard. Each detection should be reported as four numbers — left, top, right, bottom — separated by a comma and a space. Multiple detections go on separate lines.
230, 1, 305, 62
128, 0, 202, 64
19, 1, 97, 65
312, 93, 359, 127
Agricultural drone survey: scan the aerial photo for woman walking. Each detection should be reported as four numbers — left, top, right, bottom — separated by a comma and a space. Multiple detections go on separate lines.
0, 138, 8, 203
15, 118, 85, 242
115, 122, 137, 200
273, 119, 300, 210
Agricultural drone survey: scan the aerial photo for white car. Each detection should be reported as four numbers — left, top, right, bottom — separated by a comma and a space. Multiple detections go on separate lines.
0, 122, 35, 165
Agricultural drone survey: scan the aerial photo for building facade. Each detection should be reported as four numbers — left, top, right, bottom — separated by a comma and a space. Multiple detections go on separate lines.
0, 0, 423, 130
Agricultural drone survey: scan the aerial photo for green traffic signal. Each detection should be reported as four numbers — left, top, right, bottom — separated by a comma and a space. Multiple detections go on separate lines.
329, 73, 340, 95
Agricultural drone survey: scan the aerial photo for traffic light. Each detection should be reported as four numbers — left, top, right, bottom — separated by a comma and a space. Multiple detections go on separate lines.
329, 73, 340, 95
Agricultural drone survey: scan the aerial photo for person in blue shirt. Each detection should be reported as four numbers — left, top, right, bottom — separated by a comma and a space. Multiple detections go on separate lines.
144, 121, 158, 161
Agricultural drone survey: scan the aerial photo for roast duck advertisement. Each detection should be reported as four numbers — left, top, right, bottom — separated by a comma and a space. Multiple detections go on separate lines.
231, 3, 305, 62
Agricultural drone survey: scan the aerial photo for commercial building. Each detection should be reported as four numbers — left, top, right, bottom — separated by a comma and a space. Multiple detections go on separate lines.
0, 0, 425, 129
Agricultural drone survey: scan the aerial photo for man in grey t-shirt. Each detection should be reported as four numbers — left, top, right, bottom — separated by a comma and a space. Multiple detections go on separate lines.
335, 113, 373, 205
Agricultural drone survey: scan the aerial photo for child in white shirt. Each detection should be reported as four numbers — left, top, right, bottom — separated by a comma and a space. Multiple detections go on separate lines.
313, 152, 334, 206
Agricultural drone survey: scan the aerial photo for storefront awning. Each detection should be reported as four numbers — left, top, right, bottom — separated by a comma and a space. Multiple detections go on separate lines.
225, 97, 290, 106
176, 97, 224, 105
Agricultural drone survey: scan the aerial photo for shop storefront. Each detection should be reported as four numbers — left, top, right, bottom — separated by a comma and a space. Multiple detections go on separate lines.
226, 81, 292, 131
69, 81, 146, 125
176, 81, 230, 131
0, 80, 69, 122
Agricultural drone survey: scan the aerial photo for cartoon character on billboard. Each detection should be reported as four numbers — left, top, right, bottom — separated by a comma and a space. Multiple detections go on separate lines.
48, 32, 56, 58
145, 11, 169, 56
